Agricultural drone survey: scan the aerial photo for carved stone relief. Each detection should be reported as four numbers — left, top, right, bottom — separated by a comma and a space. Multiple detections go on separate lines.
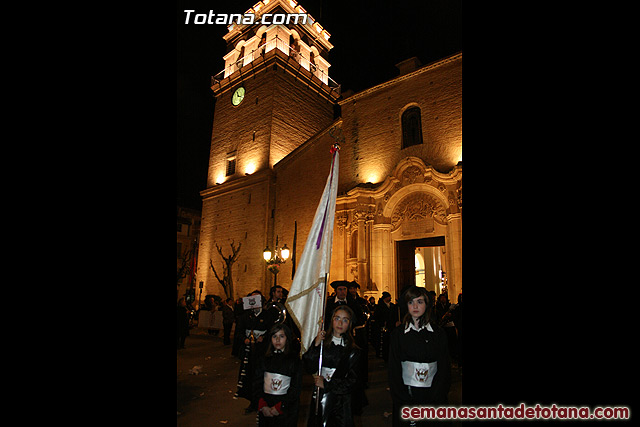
402, 218, 434, 236
390, 193, 447, 231
401, 166, 423, 185
383, 182, 402, 204
335, 214, 348, 234
352, 204, 376, 223
448, 192, 457, 212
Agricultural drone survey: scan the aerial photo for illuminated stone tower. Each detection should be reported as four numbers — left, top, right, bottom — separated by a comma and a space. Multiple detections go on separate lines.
198, 0, 340, 299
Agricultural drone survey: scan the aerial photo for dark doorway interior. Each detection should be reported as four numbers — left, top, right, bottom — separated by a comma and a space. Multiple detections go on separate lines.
395, 236, 446, 299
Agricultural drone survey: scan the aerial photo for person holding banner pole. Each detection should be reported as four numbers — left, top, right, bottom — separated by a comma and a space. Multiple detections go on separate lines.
283, 144, 343, 423
303, 305, 361, 427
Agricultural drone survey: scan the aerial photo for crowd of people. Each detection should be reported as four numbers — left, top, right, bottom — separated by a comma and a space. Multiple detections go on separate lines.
177, 282, 463, 426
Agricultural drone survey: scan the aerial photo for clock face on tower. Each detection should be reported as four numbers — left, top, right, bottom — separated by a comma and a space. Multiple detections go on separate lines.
231, 86, 245, 106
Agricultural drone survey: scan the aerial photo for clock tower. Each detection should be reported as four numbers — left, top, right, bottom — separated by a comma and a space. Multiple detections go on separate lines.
198, 0, 340, 298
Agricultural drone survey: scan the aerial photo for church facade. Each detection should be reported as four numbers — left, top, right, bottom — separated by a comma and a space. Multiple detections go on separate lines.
196, 0, 462, 304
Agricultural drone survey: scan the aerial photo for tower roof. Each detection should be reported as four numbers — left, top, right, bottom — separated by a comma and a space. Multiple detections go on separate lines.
223, 0, 333, 51
211, 0, 340, 100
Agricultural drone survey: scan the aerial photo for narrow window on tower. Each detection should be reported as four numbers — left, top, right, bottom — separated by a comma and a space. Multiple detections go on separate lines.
289, 36, 300, 62
226, 152, 237, 176
309, 50, 317, 74
259, 33, 267, 55
401, 106, 423, 149
236, 46, 245, 70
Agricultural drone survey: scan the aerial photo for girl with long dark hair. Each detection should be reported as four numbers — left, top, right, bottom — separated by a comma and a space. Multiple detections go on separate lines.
253, 323, 302, 427
302, 305, 361, 427
388, 286, 451, 426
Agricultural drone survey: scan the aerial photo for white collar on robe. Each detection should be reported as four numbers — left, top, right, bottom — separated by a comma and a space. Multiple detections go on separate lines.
404, 321, 433, 334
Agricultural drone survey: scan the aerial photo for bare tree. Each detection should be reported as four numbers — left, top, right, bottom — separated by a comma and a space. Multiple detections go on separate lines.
210, 241, 241, 299
177, 249, 193, 286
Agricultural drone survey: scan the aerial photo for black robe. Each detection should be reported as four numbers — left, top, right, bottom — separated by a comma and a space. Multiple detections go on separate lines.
346, 295, 369, 414
374, 301, 399, 361
388, 322, 451, 426
253, 351, 302, 427
177, 306, 190, 338
302, 340, 361, 427
234, 309, 273, 402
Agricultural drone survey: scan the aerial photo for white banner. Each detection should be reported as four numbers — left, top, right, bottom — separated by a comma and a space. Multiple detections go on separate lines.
285, 147, 340, 355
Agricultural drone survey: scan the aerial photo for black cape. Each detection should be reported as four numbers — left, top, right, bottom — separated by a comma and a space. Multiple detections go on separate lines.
253, 351, 302, 427
388, 322, 451, 404
303, 340, 361, 427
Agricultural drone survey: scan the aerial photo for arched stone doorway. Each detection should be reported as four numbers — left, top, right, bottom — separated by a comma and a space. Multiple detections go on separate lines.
331, 157, 462, 302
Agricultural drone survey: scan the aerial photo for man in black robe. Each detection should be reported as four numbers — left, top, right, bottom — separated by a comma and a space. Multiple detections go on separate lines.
346, 281, 369, 414
373, 291, 399, 362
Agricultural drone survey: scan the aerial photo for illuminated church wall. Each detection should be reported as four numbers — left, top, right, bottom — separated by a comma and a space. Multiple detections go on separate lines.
328, 54, 462, 301
338, 54, 462, 194
272, 124, 340, 290
206, 69, 274, 187
267, 55, 463, 300
206, 61, 335, 188
268, 68, 335, 166
199, 175, 272, 298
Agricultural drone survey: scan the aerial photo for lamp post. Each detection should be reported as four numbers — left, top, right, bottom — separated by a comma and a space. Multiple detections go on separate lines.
263, 235, 290, 286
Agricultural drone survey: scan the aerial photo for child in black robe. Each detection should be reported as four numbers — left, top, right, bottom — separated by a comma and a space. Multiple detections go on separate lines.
303, 305, 361, 427
388, 286, 451, 426
235, 292, 273, 413
253, 323, 302, 427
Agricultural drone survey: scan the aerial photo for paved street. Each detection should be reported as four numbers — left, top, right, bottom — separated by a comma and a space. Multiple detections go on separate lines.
177, 327, 462, 426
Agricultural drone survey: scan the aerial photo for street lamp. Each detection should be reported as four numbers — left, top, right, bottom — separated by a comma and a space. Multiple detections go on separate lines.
280, 244, 290, 260
263, 236, 290, 286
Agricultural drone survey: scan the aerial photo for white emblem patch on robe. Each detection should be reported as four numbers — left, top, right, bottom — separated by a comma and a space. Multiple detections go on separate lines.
320, 366, 337, 382
263, 372, 291, 395
401, 361, 437, 387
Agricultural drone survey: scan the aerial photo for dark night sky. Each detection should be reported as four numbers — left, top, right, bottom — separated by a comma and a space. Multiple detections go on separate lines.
177, 0, 462, 210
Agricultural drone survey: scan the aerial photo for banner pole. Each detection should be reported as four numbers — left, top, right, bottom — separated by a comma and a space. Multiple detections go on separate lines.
315, 273, 328, 415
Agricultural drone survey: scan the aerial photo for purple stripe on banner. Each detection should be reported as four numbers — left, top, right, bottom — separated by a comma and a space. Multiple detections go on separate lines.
315, 152, 337, 250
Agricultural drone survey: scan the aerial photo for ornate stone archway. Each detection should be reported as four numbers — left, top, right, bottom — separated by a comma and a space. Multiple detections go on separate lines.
331, 157, 462, 301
